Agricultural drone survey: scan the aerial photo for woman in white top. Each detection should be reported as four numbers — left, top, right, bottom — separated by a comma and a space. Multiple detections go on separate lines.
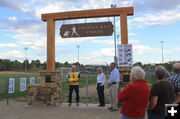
96, 67, 106, 107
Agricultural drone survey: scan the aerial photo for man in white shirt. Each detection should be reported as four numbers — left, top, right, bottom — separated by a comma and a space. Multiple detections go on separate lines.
108, 62, 120, 111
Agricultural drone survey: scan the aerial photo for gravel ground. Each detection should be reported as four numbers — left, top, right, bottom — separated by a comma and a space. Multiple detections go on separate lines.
0, 101, 121, 119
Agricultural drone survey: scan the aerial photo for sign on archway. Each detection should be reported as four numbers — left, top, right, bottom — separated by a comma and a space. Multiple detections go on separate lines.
60, 22, 114, 38
42, 7, 134, 70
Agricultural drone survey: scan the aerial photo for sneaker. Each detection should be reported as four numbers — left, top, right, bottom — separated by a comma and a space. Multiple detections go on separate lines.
98, 104, 105, 107
76, 103, 79, 106
97, 104, 101, 106
110, 109, 117, 112
68, 103, 72, 106
100, 104, 105, 107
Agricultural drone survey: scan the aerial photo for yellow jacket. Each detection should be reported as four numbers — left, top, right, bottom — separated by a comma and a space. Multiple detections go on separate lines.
68, 72, 80, 85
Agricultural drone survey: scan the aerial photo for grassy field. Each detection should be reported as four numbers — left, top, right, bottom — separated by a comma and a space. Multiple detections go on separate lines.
145, 76, 156, 85
0, 73, 39, 101
0, 71, 156, 102
0, 73, 98, 101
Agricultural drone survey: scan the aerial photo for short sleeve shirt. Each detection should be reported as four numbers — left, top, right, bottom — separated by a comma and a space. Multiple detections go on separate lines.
166, 73, 180, 88
149, 80, 175, 116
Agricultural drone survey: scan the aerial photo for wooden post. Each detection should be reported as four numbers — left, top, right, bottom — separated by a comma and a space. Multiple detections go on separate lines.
47, 19, 55, 70
120, 14, 129, 70
120, 13, 128, 44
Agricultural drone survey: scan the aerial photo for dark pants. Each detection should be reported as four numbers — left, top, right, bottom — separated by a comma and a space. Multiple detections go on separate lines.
69, 85, 79, 103
148, 112, 165, 119
97, 83, 105, 105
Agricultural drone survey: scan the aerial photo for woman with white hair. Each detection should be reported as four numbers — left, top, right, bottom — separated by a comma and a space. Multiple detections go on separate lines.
118, 66, 150, 119
96, 67, 106, 107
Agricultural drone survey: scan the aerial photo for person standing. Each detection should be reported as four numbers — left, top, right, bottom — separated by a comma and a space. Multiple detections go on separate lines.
166, 63, 180, 104
118, 66, 150, 119
96, 67, 106, 107
108, 62, 120, 111
68, 65, 80, 106
147, 66, 175, 119
166, 63, 180, 88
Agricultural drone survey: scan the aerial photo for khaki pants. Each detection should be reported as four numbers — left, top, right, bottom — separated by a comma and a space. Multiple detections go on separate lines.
109, 83, 119, 109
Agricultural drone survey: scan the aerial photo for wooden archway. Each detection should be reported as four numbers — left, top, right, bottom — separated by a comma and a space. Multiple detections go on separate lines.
42, 7, 134, 70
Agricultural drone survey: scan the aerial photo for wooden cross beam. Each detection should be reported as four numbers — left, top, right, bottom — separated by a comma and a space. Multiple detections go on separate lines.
42, 7, 134, 70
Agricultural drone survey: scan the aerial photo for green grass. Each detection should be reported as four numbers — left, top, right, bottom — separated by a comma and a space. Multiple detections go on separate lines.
1, 73, 157, 103
0, 74, 97, 101
145, 76, 156, 85
0, 74, 39, 101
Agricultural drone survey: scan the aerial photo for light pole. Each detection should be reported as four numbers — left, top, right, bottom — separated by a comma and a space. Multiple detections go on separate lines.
111, 4, 117, 64
117, 35, 120, 44
77, 45, 80, 71
105, 61, 109, 75
24, 47, 28, 72
160, 41, 164, 63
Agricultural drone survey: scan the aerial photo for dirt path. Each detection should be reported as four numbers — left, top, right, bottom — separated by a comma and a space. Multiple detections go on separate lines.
0, 101, 121, 119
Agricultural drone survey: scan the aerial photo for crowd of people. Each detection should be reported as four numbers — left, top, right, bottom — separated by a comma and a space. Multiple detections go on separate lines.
67, 62, 180, 119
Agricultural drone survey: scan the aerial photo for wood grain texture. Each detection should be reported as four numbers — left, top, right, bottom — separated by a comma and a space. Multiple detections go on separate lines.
120, 13, 128, 44
43, 7, 134, 70
42, 7, 134, 21
47, 19, 55, 70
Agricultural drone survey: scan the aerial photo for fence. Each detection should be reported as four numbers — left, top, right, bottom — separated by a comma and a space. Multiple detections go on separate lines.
61, 75, 111, 105
0, 72, 156, 105
0, 73, 101, 105
0, 74, 39, 104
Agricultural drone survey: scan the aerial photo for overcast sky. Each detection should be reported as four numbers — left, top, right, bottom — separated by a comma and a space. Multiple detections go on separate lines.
0, 0, 180, 65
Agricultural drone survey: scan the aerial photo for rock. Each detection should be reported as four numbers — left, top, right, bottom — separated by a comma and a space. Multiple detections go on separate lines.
27, 71, 62, 106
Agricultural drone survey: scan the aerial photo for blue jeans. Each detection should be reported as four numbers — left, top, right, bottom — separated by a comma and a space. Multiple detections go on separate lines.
148, 112, 165, 119
69, 85, 79, 103
97, 83, 105, 105
122, 115, 145, 119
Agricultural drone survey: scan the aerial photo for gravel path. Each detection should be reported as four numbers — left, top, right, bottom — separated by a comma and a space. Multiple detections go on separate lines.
0, 101, 121, 119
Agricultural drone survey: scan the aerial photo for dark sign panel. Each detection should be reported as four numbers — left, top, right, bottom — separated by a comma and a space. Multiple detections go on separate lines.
60, 22, 114, 38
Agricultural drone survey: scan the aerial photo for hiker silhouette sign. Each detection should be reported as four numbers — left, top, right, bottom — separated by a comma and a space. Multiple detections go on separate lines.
60, 22, 114, 38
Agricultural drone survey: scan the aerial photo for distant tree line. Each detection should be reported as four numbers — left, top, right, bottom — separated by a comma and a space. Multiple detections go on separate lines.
0, 59, 179, 74
133, 61, 180, 72
0, 59, 45, 71
0, 59, 85, 72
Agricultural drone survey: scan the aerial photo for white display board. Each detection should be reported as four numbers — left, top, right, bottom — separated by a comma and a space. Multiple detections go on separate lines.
117, 44, 133, 67
8, 78, 15, 93
30, 77, 35, 84
20, 77, 26, 91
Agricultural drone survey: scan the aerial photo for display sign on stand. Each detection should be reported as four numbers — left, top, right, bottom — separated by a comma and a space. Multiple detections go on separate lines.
8, 78, 15, 93
117, 44, 133, 67
30, 77, 35, 84
20, 77, 26, 91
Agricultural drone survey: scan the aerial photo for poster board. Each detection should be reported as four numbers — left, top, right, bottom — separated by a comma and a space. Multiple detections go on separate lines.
30, 77, 35, 84
20, 77, 26, 91
8, 78, 15, 93
117, 44, 133, 67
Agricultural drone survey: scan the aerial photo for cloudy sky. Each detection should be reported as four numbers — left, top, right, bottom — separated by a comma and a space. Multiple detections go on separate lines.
0, 0, 180, 65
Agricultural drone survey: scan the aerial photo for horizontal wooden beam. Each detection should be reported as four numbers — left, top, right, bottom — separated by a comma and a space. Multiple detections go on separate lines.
42, 7, 134, 21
